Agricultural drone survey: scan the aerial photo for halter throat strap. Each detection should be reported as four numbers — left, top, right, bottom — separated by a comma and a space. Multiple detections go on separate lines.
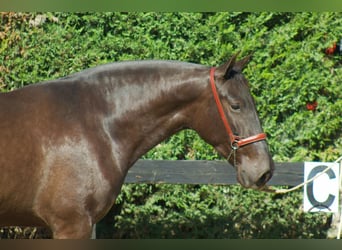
209, 67, 267, 149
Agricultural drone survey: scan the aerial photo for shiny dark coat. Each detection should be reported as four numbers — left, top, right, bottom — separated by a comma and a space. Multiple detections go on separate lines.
0, 56, 273, 238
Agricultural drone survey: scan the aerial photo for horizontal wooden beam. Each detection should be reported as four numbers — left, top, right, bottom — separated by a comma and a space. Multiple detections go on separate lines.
125, 160, 304, 186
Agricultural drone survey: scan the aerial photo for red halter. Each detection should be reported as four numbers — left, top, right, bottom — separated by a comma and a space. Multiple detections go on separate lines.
210, 67, 267, 149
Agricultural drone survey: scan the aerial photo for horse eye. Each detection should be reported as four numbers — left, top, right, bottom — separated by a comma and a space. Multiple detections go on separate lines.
230, 103, 240, 111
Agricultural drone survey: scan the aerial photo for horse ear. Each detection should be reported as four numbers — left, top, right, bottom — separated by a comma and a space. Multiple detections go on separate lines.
216, 52, 240, 80
234, 54, 252, 71
216, 52, 252, 80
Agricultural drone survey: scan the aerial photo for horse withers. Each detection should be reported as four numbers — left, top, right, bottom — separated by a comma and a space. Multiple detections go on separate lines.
0, 54, 274, 238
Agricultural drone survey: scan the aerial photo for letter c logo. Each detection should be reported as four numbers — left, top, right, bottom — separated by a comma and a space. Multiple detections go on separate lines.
306, 165, 336, 211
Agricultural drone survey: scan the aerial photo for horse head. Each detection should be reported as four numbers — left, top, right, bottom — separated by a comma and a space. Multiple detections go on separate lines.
193, 54, 274, 189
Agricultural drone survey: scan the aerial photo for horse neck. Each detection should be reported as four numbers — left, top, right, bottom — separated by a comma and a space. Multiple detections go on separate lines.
100, 62, 209, 169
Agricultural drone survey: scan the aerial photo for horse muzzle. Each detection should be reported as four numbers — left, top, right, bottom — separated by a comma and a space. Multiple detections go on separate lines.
236, 154, 274, 189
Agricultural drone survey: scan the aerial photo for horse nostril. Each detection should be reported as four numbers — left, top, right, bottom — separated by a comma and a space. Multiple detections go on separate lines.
256, 170, 272, 187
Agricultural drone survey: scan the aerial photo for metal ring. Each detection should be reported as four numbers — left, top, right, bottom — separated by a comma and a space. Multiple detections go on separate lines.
231, 141, 239, 150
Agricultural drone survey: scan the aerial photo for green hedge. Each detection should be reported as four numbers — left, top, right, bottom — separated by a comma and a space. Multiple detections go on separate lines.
0, 12, 341, 238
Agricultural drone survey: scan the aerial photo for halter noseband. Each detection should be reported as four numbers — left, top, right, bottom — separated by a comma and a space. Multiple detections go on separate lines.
209, 67, 267, 157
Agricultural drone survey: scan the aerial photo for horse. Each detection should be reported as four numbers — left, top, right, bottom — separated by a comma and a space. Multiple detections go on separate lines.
0, 54, 274, 239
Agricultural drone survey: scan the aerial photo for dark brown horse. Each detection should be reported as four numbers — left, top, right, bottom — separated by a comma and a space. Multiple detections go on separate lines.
0, 54, 274, 238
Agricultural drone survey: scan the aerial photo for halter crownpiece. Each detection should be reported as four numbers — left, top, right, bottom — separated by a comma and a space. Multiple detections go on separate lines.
209, 67, 267, 150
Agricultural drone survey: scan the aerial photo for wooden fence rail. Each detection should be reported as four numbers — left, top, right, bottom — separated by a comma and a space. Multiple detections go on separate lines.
125, 160, 304, 186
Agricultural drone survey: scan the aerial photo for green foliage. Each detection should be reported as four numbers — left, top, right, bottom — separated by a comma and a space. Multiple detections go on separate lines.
0, 12, 340, 238
108, 184, 330, 239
